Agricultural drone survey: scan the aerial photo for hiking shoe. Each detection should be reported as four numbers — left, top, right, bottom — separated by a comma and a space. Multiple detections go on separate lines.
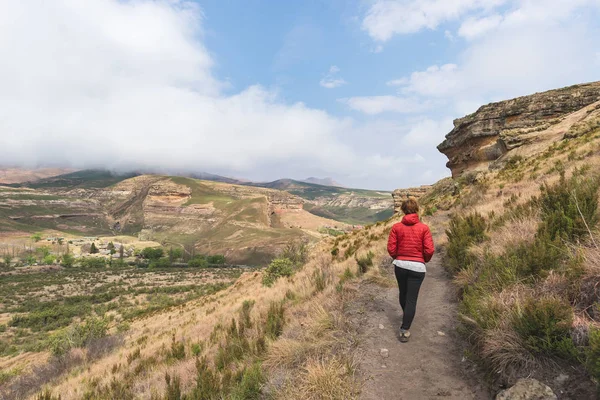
400, 330, 411, 343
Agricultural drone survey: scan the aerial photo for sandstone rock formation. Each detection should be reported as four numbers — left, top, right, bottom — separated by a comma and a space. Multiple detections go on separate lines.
392, 186, 431, 214
438, 81, 600, 177
495, 378, 556, 400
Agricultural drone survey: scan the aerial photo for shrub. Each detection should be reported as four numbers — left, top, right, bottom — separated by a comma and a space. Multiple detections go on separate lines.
229, 362, 264, 400
141, 247, 164, 260
215, 319, 250, 370
512, 297, 578, 360
331, 247, 339, 257
445, 212, 487, 274
149, 257, 171, 269
240, 300, 255, 328
188, 255, 208, 268
61, 253, 75, 268
356, 251, 374, 275
42, 254, 56, 265
190, 357, 220, 399
538, 173, 599, 242
79, 257, 107, 268
35, 390, 61, 400
191, 342, 203, 357
586, 327, 600, 381
262, 258, 294, 287
169, 335, 186, 360
164, 373, 182, 400
282, 241, 308, 266
89, 243, 99, 254
207, 254, 226, 265
265, 301, 285, 339
48, 317, 108, 356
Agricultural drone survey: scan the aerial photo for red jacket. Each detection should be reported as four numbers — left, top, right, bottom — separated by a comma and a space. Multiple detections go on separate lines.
387, 214, 434, 263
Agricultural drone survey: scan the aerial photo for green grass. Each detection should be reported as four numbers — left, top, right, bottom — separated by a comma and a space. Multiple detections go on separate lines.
24, 170, 137, 189
169, 177, 233, 207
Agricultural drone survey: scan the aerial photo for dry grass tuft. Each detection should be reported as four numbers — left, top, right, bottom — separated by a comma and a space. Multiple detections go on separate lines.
296, 357, 358, 400
480, 326, 538, 379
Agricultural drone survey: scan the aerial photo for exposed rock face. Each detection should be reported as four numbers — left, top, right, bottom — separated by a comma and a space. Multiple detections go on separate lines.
311, 193, 391, 210
392, 186, 431, 214
438, 81, 600, 177
496, 378, 556, 400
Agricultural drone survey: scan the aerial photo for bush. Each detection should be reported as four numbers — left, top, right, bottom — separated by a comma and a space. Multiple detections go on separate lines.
586, 328, 600, 380
141, 247, 164, 260
188, 255, 208, 268
79, 257, 107, 268
265, 301, 285, 339
190, 357, 220, 399
281, 241, 308, 266
90, 243, 99, 254
149, 257, 171, 269
512, 297, 578, 360
445, 212, 487, 274
262, 258, 294, 287
229, 362, 264, 400
207, 254, 226, 265
356, 251, 374, 275
538, 173, 599, 242
48, 317, 108, 356
169, 335, 186, 360
42, 254, 56, 265
61, 253, 75, 268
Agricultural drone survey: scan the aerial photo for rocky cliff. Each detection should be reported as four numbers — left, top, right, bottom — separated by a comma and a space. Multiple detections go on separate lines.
391, 186, 431, 214
438, 81, 600, 177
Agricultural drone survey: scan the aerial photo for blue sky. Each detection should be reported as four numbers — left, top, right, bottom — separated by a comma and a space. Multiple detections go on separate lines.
1, 1, 600, 190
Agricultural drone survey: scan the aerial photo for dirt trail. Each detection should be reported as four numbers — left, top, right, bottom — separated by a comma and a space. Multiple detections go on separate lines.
351, 219, 492, 400
352, 255, 491, 399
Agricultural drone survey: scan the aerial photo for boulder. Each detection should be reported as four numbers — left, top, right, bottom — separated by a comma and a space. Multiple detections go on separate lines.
496, 379, 557, 400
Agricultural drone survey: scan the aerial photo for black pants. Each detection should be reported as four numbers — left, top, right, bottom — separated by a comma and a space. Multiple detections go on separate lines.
394, 267, 425, 330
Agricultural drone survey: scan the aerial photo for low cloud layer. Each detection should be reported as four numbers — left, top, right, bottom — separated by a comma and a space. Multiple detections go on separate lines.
0, 1, 426, 190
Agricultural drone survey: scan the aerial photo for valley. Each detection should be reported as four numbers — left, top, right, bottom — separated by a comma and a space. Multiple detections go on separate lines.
2, 81, 600, 399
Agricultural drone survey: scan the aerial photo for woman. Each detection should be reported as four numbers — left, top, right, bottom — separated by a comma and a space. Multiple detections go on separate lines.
387, 198, 434, 342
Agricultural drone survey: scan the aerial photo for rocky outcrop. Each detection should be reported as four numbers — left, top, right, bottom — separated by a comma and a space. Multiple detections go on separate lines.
392, 186, 431, 214
438, 81, 600, 177
496, 378, 556, 400
310, 193, 391, 210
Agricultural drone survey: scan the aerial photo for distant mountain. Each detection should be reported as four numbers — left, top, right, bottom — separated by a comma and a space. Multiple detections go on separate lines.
187, 172, 243, 184
0, 167, 76, 184
301, 177, 344, 187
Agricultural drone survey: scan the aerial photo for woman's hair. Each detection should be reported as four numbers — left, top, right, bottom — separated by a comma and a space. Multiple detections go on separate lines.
401, 198, 419, 215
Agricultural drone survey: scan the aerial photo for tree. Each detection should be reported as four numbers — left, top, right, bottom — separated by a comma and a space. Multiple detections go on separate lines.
141, 247, 164, 260
61, 253, 75, 268
31, 233, 42, 242
207, 255, 226, 265
188, 255, 208, 268
90, 242, 99, 254
169, 247, 183, 262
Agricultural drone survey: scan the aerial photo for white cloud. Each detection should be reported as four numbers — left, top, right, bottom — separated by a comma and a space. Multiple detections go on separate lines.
399, 64, 460, 97
361, 0, 508, 41
340, 96, 431, 115
359, 0, 600, 118
0, 1, 420, 190
458, 14, 503, 39
401, 118, 454, 146
319, 65, 347, 88
444, 30, 455, 41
